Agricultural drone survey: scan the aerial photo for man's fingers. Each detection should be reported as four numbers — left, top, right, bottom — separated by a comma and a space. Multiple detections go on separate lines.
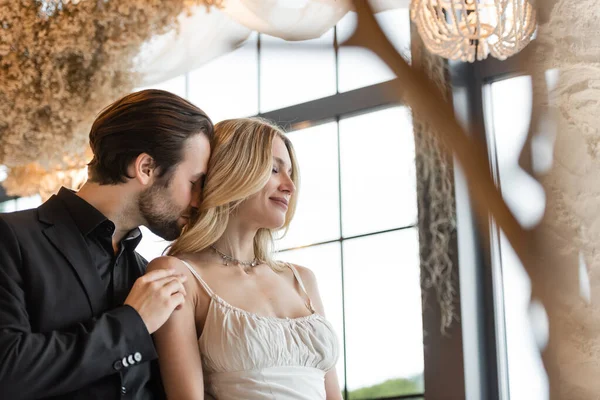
143, 272, 187, 288
141, 268, 178, 283
170, 293, 185, 309
162, 277, 187, 297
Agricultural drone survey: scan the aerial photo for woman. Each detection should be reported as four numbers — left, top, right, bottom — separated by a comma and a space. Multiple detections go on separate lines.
147, 118, 342, 399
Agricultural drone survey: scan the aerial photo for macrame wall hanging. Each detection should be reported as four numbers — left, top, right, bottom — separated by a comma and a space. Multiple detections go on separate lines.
410, 29, 458, 334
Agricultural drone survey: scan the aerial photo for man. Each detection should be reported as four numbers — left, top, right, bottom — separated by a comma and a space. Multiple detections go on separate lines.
0, 89, 213, 399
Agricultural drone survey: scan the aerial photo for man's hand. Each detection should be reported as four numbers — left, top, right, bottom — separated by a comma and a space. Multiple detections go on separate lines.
125, 269, 187, 334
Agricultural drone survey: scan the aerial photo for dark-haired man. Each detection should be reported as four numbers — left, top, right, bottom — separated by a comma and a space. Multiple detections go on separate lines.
0, 90, 213, 400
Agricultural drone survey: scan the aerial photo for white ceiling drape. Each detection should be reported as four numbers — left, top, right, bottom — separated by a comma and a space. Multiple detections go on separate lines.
136, 0, 409, 86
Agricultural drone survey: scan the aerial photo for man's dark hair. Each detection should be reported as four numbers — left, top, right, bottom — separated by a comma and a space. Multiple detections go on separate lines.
87, 89, 213, 185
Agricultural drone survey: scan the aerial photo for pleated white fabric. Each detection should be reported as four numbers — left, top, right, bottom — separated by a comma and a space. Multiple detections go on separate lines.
179, 260, 339, 400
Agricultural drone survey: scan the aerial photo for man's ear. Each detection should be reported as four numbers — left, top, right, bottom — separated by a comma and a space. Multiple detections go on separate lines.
129, 153, 155, 185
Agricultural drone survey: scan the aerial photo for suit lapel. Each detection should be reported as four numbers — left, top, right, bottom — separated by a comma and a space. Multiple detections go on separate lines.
39, 196, 105, 315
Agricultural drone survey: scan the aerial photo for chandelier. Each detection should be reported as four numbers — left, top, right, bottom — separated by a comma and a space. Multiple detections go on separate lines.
410, 0, 537, 62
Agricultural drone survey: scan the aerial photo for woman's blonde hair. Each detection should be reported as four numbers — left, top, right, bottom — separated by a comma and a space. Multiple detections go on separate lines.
167, 117, 299, 271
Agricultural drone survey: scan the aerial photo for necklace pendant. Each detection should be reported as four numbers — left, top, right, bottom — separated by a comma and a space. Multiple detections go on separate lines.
211, 245, 259, 270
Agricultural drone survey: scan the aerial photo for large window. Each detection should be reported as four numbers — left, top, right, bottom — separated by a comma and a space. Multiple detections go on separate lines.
139, 7, 424, 399
483, 73, 556, 400
277, 106, 422, 399
1, 7, 424, 400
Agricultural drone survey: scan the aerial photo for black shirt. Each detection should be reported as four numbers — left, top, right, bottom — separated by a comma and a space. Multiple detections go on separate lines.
58, 188, 160, 399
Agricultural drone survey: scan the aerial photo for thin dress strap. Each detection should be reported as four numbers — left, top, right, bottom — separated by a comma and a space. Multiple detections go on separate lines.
178, 259, 215, 298
287, 263, 316, 313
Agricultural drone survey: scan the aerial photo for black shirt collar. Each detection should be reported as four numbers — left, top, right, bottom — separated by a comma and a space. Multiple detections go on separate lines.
57, 187, 143, 248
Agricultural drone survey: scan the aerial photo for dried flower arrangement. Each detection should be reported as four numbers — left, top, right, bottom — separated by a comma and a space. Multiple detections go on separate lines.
0, 0, 220, 197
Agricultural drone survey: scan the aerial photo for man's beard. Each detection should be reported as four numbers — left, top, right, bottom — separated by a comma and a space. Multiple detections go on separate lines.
138, 180, 184, 241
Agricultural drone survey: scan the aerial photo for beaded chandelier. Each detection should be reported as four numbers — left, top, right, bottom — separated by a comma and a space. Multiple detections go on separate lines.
410, 0, 537, 62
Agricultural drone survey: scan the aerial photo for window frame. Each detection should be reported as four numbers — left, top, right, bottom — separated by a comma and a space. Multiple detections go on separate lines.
448, 54, 530, 400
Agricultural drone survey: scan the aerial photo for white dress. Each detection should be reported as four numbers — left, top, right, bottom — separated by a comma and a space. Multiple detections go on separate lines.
179, 260, 340, 400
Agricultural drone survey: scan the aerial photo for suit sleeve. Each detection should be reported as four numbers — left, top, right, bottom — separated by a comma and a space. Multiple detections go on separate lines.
0, 217, 158, 399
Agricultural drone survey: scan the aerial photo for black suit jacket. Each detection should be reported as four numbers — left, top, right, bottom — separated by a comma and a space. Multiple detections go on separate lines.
0, 194, 162, 399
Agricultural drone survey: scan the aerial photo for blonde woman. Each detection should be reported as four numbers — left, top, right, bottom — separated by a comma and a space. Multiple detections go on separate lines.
147, 118, 341, 400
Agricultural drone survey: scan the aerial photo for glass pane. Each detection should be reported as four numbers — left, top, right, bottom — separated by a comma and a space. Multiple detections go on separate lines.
489, 76, 545, 228
135, 74, 186, 98
0, 195, 42, 213
344, 229, 424, 396
276, 242, 345, 391
496, 232, 548, 400
337, 8, 411, 93
136, 226, 171, 262
15, 195, 42, 210
259, 30, 336, 112
276, 122, 340, 250
0, 200, 15, 213
188, 33, 259, 123
339, 107, 417, 237
487, 76, 548, 400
